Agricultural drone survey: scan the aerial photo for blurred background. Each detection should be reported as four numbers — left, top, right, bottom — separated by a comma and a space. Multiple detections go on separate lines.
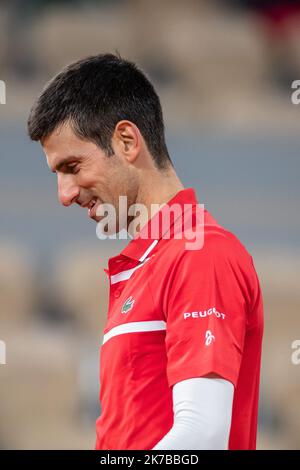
0, 0, 300, 449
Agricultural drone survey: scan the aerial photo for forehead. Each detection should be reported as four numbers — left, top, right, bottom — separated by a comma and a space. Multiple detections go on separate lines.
43, 123, 98, 166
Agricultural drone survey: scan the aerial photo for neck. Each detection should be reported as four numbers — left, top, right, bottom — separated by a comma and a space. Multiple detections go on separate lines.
130, 166, 184, 236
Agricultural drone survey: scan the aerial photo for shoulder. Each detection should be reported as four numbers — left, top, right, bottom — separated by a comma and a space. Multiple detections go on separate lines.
158, 218, 253, 273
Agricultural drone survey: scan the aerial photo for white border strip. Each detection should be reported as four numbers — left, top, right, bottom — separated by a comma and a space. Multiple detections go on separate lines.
139, 239, 158, 262
110, 239, 159, 285
0, 80, 6, 105
111, 257, 150, 284
102, 320, 166, 345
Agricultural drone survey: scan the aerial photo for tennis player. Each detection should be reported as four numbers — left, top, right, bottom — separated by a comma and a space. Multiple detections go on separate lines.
28, 53, 264, 450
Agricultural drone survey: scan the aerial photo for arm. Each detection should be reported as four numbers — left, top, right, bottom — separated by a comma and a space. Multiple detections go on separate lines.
152, 377, 234, 450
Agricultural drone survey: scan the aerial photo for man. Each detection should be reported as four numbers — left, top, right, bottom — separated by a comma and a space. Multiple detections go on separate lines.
28, 53, 264, 450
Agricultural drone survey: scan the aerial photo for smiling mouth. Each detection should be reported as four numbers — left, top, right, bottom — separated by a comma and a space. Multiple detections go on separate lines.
88, 198, 97, 211
87, 198, 102, 219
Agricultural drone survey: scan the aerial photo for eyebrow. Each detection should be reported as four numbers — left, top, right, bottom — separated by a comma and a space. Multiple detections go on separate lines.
51, 156, 80, 173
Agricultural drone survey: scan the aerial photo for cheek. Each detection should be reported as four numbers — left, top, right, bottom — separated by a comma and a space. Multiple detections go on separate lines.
105, 168, 126, 196
82, 161, 128, 202
78, 170, 99, 189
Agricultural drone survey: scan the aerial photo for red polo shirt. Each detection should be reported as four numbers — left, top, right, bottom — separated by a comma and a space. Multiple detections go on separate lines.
95, 188, 264, 450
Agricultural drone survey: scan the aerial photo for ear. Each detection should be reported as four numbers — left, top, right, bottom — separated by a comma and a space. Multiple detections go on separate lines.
112, 120, 141, 163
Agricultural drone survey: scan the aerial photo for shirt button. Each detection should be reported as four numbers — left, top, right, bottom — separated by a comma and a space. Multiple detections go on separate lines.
114, 290, 121, 298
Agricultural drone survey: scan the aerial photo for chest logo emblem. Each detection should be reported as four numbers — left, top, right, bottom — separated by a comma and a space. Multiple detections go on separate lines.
121, 296, 135, 314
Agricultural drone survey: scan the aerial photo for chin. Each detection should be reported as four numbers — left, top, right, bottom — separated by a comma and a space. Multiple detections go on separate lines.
92, 215, 104, 223
95, 218, 129, 240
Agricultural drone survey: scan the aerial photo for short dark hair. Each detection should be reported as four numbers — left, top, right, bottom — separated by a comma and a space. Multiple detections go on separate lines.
28, 53, 172, 169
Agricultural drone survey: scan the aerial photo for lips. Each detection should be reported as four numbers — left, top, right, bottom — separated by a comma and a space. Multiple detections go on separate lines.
88, 198, 101, 219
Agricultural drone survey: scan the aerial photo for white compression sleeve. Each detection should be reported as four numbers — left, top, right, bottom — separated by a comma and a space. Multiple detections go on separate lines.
152, 377, 234, 450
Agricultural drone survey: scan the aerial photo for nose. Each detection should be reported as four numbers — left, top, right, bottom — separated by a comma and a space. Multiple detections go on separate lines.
57, 173, 80, 206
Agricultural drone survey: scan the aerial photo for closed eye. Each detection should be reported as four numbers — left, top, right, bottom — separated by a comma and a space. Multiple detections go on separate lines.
64, 164, 79, 174
51, 156, 82, 174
